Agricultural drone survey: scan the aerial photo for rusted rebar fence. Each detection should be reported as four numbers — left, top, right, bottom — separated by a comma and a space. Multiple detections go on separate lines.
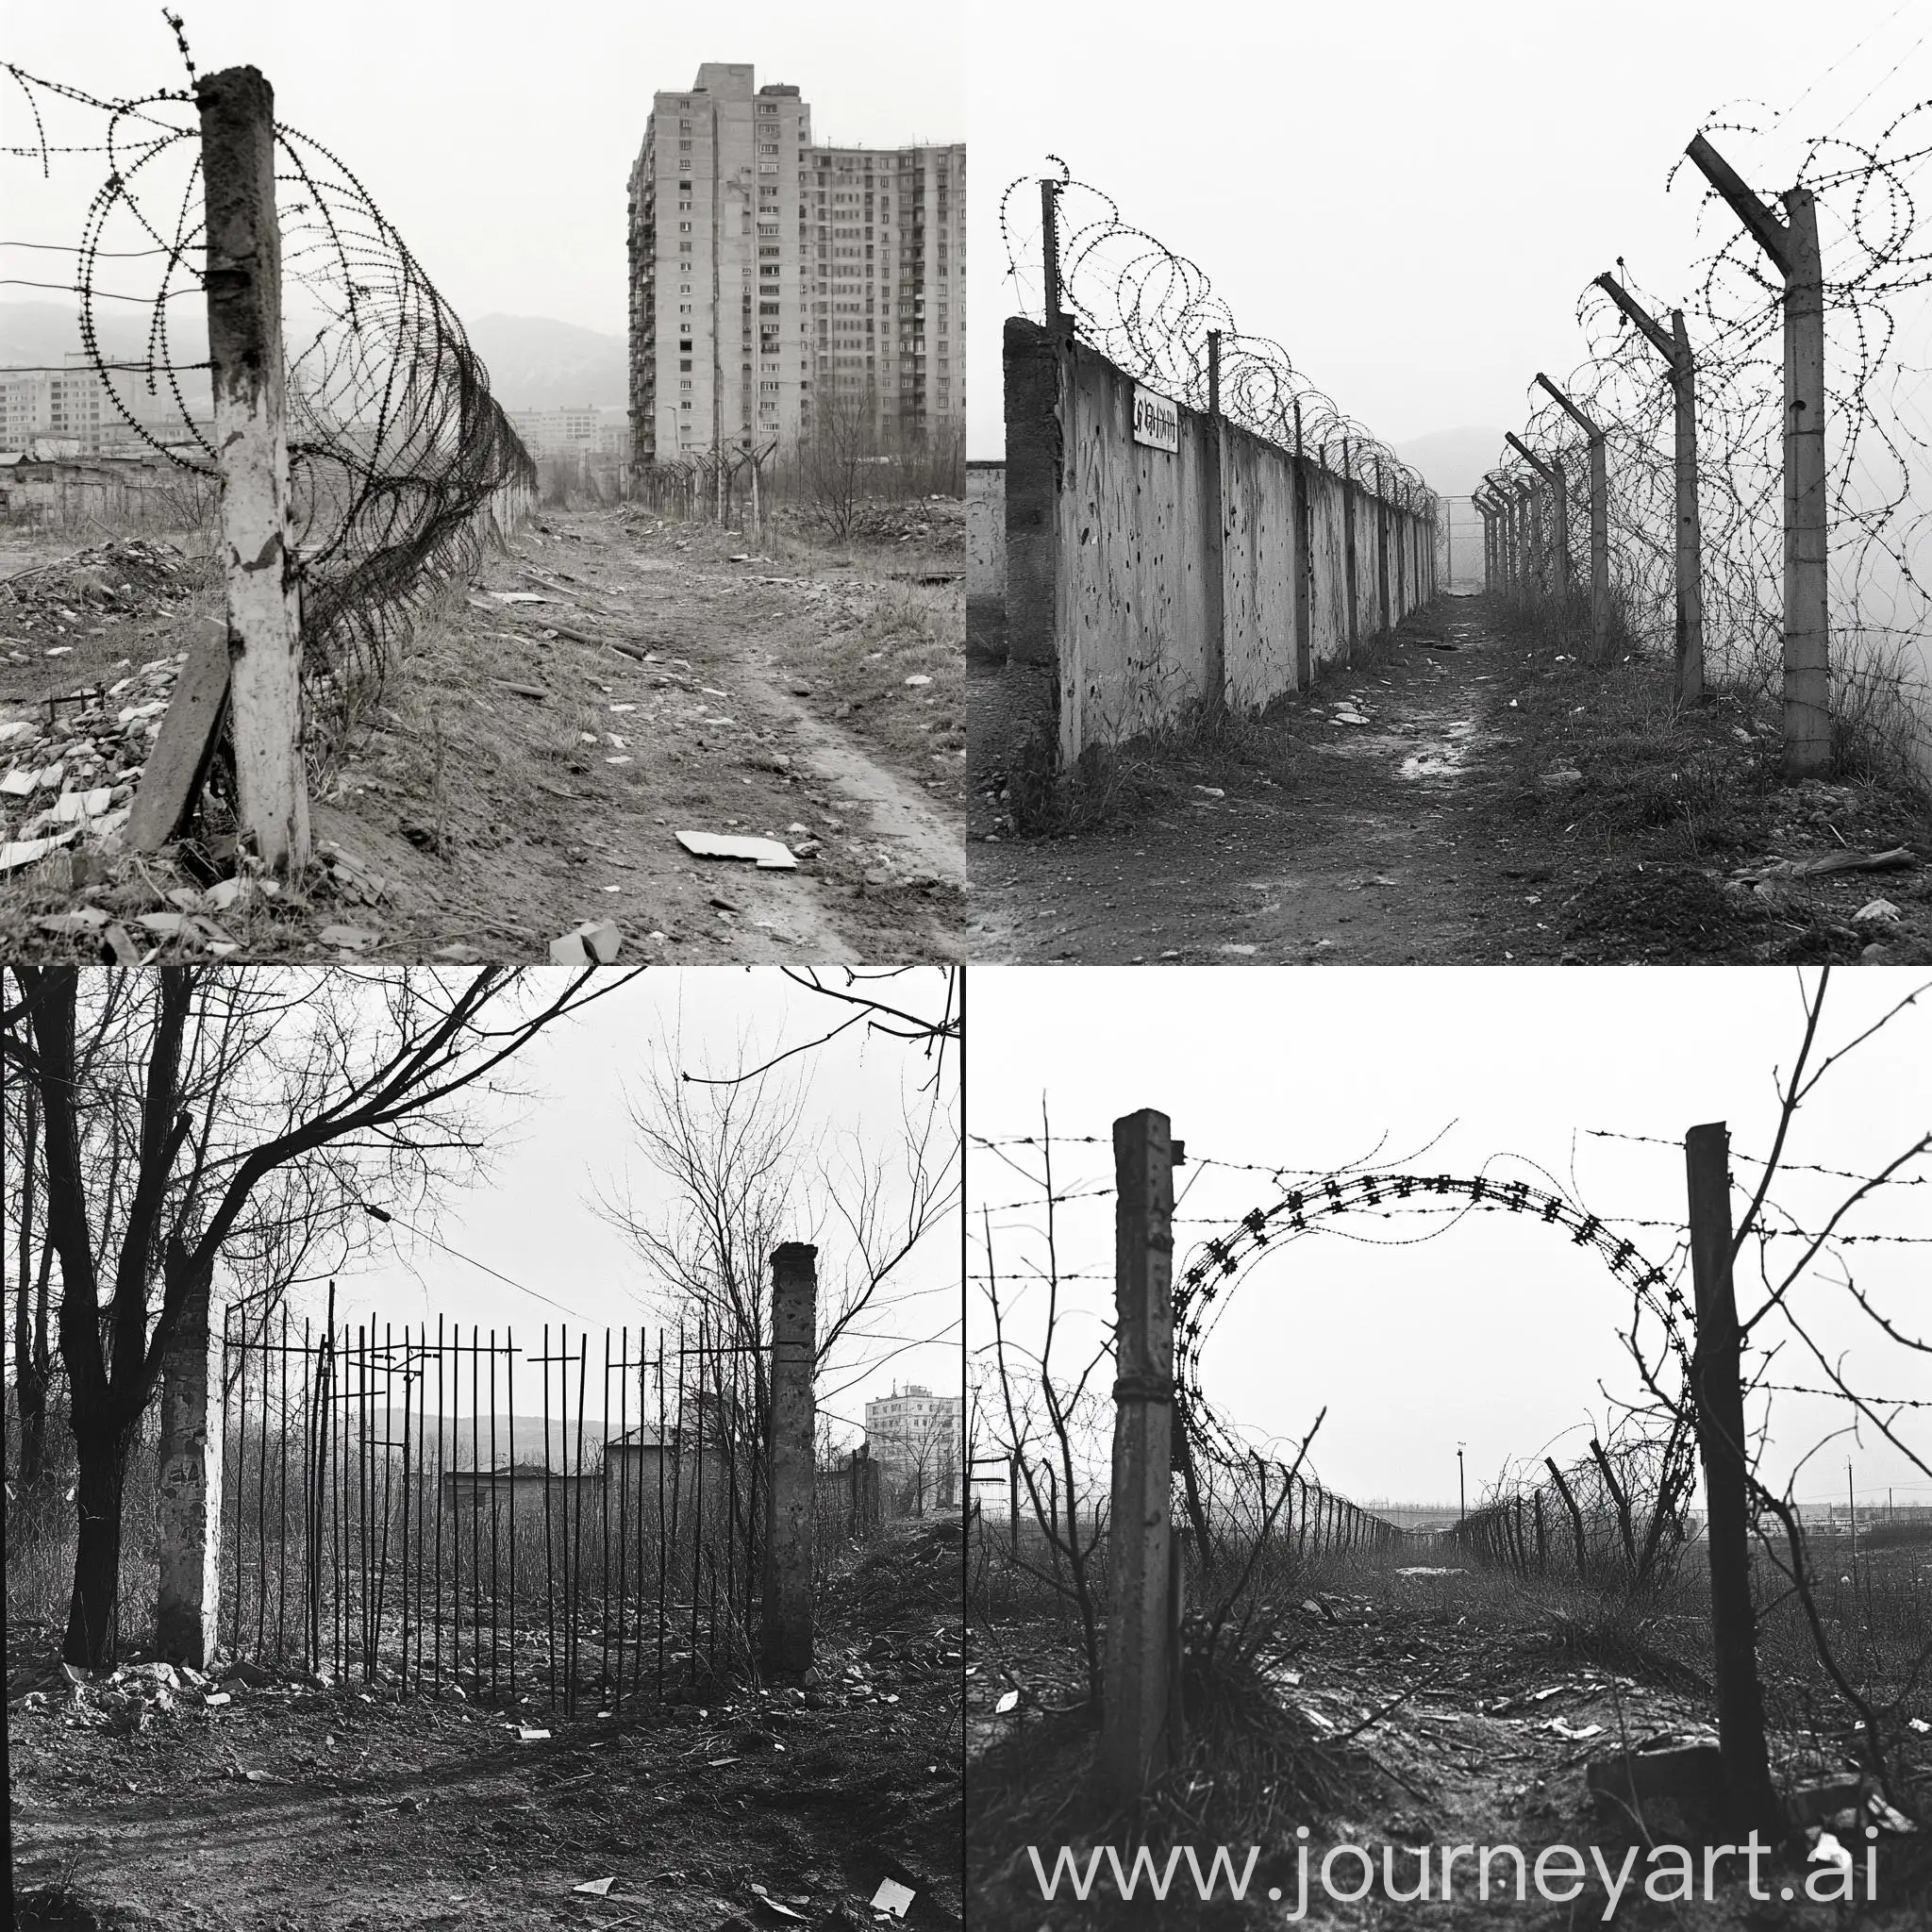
218, 1311, 790, 1711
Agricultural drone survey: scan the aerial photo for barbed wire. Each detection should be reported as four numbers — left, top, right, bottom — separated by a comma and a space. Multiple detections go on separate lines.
3, 49, 535, 743
998, 159, 1435, 518
1501, 92, 1932, 754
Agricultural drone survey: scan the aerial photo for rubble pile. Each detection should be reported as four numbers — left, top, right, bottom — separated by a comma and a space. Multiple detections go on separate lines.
0, 536, 204, 655
0, 653, 183, 873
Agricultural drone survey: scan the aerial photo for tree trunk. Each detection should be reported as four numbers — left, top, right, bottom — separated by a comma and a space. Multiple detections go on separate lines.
63, 1423, 131, 1672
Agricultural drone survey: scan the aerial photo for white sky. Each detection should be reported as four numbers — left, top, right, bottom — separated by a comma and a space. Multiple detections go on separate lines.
2, 0, 964, 337
224, 968, 959, 1446
967, 0, 1932, 459
969, 968, 1932, 1515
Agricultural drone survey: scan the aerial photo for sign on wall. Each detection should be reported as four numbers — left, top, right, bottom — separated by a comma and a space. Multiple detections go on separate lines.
1131, 386, 1179, 453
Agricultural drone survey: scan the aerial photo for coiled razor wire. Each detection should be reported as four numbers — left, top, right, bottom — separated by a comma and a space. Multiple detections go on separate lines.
1500, 94, 1932, 753
1172, 1171, 1690, 1524
4, 52, 535, 739
1000, 159, 1436, 520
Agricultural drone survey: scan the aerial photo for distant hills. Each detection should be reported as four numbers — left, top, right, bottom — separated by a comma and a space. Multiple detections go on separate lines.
459, 314, 627, 410
0, 302, 627, 415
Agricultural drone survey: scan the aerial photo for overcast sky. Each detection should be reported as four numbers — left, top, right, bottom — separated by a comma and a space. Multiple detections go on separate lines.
968, 0, 1932, 459
2, 0, 964, 338
969, 967, 1932, 1514
224, 968, 959, 1444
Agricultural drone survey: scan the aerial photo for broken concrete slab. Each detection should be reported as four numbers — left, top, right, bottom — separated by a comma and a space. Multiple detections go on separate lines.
675, 829, 798, 871
549, 919, 623, 966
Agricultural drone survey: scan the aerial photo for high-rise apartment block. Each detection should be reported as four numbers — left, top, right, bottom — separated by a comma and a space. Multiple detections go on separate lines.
626, 63, 963, 469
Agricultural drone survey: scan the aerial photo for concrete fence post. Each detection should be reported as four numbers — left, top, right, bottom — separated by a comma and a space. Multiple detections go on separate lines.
1291, 399, 1313, 690
1204, 331, 1226, 709
1685, 136, 1828, 774
1374, 458, 1391, 637
1593, 273, 1704, 703
760, 1241, 818, 1679
198, 65, 308, 873
1535, 375, 1609, 664
1041, 177, 1063, 331
1341, 440, 1360, 665
1684, 1124, 1781, 1835
1099, 1108, 1177, 1803
155, 1276, 223, 1667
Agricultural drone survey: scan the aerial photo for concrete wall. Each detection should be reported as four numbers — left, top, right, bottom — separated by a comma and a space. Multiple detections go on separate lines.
1005, 319, 1434, 762
967, 460, 1005, 604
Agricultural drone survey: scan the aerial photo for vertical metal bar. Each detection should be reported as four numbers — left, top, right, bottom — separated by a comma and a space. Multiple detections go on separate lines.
402, 1326, 414, 1693
690, 1322, 705, 1684
657, 1331, 668, 1702
601, 1327, 612, 1704
490, 1326, 500, 1702
615, 1325, 629, 1713
543, 1323, 556, 1708
470, 1324, 480, 1689
277, 1305, 289, 1660
572, 1333, 588, 1715
506, 1327, 516, 1707
234, 1304, 247, 1653
634, 1331, 649, 1706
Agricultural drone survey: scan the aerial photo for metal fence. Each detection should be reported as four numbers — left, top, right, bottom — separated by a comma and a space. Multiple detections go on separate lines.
220, 1304, 785, 1712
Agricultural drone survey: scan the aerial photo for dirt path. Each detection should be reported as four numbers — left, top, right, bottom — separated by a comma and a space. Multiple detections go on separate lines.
970, 596, 1544, 964
968, 593, 1932, 966
0, 509, 965, 964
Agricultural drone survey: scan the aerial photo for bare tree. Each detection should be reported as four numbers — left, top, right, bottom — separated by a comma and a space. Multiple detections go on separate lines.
0, 964, 640, 1671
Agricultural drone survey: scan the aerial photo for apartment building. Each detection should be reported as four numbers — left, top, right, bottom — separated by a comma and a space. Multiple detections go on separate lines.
863, 1381, 963, 1507
1, 368, 108, 456
625, 62, 963, 469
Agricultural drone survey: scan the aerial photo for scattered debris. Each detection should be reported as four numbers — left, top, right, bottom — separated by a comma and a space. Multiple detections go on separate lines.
1854, 898, 1903, 924
869, 1877, 916, 1920
573, 1876, 615, 1897
549, 918, 623, 965
675, 829, 798, 871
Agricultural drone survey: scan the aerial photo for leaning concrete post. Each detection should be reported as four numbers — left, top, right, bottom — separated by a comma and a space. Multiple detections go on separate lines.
760, 1241, 817, 1679
1536, 375, 1609, 664
1099, 1108, 1177, 1802
1593, 272, 1705, 702
1684, 1124, 1781, 1835
1686, 137, 1828, 774
1041, 177, 1063, 331
198, 66, 308, 873
156, 1277, 223, 1667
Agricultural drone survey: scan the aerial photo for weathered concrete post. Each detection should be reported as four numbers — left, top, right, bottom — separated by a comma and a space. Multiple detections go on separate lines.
1291, 399, 1313, 690
1041, 177, 1063, 331
1685, 137, 1828, 774
1341, 440, 1360, 664
155, 1276, 223, 1667
1684, 1124, 1782, 1836
1203, 332, 1226, 709
1374, 458, 1391, 636
1593, 272, 1705, 703
1535, 375, 1609, 664
1506, 437, 1570, 613
760, 1241, 818, 1679
1099, 1108, 1177, 1802
197, 66, 308, 874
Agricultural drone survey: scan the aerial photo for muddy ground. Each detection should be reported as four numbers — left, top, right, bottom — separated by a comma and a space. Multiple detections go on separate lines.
9, 1520, 964, 1931
967, 596, 1931, 965
0, 500, 965, 964
968, 1566, 1932, 1928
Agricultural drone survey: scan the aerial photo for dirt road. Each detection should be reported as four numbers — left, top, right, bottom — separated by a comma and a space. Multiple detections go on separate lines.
968, 595, 1932, 966
0, 507, 966, 963
970, 597, 1531, 964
